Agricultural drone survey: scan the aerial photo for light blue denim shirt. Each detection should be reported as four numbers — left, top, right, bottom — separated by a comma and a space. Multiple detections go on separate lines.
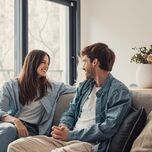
60, 74, 132, 152
0, 79, 76, 135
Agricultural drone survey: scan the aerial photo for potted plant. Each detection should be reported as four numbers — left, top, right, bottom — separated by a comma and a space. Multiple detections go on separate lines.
130, 45, 152, 88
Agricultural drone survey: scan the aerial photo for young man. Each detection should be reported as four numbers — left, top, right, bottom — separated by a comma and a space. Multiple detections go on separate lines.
8, 43, 132, 152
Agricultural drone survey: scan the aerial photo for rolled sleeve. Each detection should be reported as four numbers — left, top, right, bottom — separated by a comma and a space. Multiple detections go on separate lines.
0, 87, 10, 117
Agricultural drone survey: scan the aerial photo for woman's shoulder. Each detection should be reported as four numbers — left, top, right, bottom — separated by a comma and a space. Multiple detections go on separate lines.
2, 78, 18, 88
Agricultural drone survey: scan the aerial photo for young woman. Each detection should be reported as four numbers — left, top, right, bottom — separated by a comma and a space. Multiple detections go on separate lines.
0, 50, 76, 152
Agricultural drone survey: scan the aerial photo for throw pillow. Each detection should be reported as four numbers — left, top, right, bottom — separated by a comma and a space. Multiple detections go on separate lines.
109, 107, 147, 152
130, 111, 152, 152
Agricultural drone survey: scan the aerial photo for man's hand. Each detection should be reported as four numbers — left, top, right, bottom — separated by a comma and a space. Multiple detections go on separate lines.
51, 124, 69, 141
13, 119, 29, 137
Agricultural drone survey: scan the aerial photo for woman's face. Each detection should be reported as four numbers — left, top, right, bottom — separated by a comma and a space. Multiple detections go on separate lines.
37, 55, 49, 77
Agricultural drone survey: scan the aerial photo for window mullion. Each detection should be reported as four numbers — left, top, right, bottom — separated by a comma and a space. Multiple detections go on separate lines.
14, 0, 28, 76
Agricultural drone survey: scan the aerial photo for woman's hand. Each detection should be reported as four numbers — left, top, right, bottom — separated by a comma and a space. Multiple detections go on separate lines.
1, 115, 29, 137
13, 119, 29, 137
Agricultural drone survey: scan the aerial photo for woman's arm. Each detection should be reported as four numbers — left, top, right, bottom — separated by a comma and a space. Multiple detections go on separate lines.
1, 114, 18, 123
0, 81, 29, 137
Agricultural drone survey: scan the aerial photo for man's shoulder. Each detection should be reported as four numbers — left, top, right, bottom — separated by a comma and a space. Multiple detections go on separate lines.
78, 79, 94, 88
110, 76, 129, 93
75, 79, 94, 94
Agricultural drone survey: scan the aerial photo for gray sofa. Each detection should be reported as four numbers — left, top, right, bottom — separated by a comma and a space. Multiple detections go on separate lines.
52, 90, 152, 151
52, 90, 152, 126
129, 90, 152, 114
52, 93, 75, 126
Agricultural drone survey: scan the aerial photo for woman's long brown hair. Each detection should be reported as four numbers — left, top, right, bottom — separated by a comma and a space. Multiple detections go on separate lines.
18, 50, 51, 105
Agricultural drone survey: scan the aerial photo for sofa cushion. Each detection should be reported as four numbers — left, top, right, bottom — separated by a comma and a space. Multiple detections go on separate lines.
52, 93, 75, 126
130, 111, 152, 152
130, 90, 152, 114
109, 107, 147, 152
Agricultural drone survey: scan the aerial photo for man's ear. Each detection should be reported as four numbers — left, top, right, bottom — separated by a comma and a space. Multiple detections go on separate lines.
92, 58, 98, 66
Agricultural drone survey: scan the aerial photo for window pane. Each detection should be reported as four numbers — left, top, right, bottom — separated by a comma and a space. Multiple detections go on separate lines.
0, 1, 14, 87
28, 0, 69, 83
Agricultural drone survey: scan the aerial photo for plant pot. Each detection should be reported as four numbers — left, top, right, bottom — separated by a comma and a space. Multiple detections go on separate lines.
136, 64, 152, 88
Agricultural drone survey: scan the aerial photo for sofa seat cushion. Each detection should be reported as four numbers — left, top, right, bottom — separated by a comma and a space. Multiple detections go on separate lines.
131, 111, 152, 152
109, 107, 147, 152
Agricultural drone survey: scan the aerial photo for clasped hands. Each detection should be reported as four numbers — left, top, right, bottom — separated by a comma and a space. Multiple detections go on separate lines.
51, 124, 69, 141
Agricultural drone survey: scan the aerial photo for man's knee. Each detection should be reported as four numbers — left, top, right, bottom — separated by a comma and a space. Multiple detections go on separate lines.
7, 141, 20, 152
7, 142, 15, 152
8, 136, 55, 152
7, 138, 26, 152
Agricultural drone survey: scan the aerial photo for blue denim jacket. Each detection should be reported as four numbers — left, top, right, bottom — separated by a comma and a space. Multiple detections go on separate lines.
0, 79, 76, 135
60, 74, 132, 152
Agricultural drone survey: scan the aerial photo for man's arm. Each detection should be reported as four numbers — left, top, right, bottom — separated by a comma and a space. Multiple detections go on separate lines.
59, 93, 79, 130
59, 80, 89, 129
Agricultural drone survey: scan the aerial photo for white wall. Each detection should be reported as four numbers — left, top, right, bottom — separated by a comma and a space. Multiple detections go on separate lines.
81, 0, 152, 86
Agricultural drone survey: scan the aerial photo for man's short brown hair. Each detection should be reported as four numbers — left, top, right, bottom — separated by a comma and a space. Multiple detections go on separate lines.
81, 42, 115, 71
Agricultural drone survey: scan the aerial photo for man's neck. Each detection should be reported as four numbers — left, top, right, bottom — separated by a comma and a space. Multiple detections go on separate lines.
94, 71, 110, 87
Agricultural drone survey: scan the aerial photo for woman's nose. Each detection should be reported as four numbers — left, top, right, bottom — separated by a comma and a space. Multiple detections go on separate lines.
45, 63, 49, 69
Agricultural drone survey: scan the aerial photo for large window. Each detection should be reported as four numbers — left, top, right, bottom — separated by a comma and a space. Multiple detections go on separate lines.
0, 0, 80, 86
28, 0, 69, 83
0, 1, 14, 87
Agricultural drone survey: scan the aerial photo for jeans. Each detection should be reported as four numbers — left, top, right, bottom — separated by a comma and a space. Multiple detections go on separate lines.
21, 120, 39, 136
0, 120, 39, 152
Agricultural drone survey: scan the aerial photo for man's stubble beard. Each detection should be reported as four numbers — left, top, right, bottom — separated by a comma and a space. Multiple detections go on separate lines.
86, 68, 95, 80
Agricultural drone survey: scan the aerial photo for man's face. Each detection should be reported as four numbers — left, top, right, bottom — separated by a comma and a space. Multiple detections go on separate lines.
81, 55, 95, 79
